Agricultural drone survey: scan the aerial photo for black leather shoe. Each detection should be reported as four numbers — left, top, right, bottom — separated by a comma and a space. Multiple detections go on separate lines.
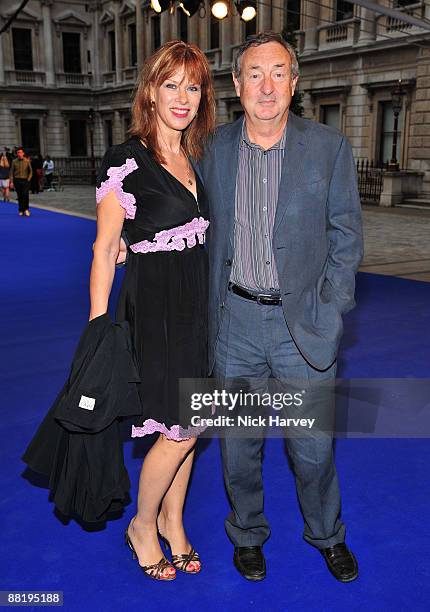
321, 543, 358, 582
233, 546, 266, 581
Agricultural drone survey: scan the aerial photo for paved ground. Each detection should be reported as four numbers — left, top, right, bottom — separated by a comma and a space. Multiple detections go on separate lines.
6, 185, 430, 282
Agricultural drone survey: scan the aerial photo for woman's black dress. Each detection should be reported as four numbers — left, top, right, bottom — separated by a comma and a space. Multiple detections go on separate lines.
96, 136, 209, 440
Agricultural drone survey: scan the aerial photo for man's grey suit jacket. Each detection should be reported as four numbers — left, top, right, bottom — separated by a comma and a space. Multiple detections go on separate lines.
199, 112, 364, 373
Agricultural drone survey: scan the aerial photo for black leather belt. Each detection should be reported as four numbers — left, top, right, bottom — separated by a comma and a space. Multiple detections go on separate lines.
229, 283, 282, 305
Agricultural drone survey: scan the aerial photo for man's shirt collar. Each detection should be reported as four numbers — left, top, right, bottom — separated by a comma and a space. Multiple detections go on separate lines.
240, 118, 288, 152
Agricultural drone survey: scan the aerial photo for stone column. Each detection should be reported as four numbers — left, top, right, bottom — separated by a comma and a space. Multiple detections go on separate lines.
113, 0, 123, 84
41, 0, 55, 86
221, 16, 232, 68
0, 22, 4, 85
188, 14, 199, 45
232, 13, 242, 46
216, 98, 228, 124
258, 1, 272, 31
198, 13, 208, 51
113, 110, 122, 145
357, 6, 376, 45
160, 11, 170, 45
89, 1, 101, 86
271, 2, 284, 32
136, 0, 144, 71
302, 0, 319, 55
144, 11, 152, 58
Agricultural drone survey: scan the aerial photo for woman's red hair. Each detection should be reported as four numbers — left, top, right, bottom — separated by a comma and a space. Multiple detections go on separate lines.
130, 41, 216, 163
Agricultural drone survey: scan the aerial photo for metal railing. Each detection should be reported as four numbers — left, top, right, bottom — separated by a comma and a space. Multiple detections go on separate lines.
52, 156, 385, 198
356, 159, 384, 204
52, 157, 103, 184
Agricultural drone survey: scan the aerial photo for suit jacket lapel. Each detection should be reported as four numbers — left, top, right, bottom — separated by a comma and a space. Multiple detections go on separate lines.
273, 112, 309, 235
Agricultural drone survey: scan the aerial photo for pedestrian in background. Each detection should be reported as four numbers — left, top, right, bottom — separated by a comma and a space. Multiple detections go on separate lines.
10, 147, 32, 216
31, 154, 43, 194
0, 152, 11, 201
43, 155, 54, 191
4, 147, 13, 166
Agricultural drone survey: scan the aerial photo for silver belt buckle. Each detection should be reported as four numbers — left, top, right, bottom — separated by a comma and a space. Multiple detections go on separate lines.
256, 293, 273, 305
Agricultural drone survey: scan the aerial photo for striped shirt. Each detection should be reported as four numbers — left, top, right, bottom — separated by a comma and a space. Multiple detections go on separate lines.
230, 121, 287, 293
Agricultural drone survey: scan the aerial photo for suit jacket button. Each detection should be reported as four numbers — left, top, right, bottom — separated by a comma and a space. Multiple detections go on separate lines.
225, 259, 232, 266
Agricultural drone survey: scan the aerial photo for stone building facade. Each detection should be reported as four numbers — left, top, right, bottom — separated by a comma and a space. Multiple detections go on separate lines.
0, 0, 429, 198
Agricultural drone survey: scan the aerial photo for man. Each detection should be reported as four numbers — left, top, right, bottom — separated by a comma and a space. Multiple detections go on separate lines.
199, 32, 363, 582
43, 155, 55, 191
10, 147, 32, 217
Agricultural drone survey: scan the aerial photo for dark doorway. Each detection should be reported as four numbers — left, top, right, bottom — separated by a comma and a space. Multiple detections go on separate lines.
69, 119, 88, 156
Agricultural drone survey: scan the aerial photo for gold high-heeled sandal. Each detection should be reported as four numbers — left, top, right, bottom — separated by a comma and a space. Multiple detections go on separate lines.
158, 531, 201, 574
125, 525, 176, 581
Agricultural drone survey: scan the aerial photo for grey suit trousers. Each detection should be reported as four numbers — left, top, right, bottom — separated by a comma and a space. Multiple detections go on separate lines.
214, 288, 346, 550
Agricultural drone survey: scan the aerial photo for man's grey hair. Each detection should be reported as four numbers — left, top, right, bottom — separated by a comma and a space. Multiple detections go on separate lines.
232, 31, 299, 81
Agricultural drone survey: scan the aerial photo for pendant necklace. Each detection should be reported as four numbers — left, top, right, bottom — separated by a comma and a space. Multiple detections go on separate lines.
182, 148, 200, 214
182, 149, 194, 186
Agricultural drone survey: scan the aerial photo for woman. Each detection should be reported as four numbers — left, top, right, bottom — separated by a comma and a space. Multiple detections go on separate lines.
0, 152, 10, 201
30, 154, 43, 194
91, 41, 215, 581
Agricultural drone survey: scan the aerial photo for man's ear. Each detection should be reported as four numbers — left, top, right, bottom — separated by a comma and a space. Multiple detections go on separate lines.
232, 72, 241, 98
291, 75, 299, 97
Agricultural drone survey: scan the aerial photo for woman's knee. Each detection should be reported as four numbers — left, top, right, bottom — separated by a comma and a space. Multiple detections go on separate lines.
160, 434, 196, 456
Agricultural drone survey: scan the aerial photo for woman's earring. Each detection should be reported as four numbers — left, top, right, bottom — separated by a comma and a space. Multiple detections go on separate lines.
150, 100, 155, 111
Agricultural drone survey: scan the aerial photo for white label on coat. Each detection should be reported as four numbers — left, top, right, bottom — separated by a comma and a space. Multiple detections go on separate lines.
79, 395, 96, 410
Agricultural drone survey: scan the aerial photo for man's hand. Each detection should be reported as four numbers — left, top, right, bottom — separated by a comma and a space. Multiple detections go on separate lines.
116, 236, 127, 265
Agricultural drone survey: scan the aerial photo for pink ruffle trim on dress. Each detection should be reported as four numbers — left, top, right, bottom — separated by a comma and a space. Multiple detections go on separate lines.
96, 158, 138, 219
131, 419, 207, 441
129, 217, 210, 254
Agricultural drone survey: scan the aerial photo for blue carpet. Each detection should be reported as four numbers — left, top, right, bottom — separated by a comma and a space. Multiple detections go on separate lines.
1, 201, 430, 611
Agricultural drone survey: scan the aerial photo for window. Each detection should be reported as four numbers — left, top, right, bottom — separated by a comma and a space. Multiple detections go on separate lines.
178, 9, 188, 42
151, 16, 161, 52
12, 28, 33, 71
128, 23, 137, 66
20, 119, 40, 156
108, 30, 116, 71
286, 0, 301, 31
336, 0, 353, 21
69, 119, 87, 156
210, 15, 220, 49
379, 101, 404, 166
321, 104, 340, 129
62, 32, 81, 74
105, 120, 113, 148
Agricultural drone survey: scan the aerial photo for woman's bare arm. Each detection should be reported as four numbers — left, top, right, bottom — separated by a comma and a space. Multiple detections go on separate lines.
89, 192, 125, 321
